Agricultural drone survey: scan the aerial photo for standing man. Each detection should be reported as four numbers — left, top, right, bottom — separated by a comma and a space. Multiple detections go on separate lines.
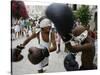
65, 25, 96, 70
45, 3, 97, 70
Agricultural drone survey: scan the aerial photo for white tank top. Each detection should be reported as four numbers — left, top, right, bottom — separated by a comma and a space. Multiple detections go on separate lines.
35, 31, 51, 70
39, 31, 51, 49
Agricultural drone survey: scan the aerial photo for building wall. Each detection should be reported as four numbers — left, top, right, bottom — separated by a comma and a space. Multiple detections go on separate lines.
68, 4, 97, 30
25, 3, 97, 30
25, 5, 47, 19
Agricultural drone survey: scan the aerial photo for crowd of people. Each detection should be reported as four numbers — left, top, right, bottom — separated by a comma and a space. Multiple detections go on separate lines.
11, 17, 36, 40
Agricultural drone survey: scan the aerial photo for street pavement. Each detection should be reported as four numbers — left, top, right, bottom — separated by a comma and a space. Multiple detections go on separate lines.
12, 36, 82, 75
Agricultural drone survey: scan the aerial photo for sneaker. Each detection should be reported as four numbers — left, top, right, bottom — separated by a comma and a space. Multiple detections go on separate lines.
38, 69, 45, 73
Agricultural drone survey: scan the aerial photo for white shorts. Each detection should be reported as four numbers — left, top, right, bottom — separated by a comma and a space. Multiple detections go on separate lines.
35, 57, 49, 70
15, 25, 20, 32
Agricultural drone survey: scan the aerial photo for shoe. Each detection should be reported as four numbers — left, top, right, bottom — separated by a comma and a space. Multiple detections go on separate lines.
38, 69, 45, 73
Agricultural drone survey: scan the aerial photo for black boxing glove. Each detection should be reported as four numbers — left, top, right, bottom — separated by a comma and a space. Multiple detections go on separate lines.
28, 47, 43, 65
64, 53, 79, 71
12, 44, 24, 62
14, 44, 24, 55
42, 47, 49, 57
45, 3, 74, 42
28, 47, 49, 65
17, 44, 25, 50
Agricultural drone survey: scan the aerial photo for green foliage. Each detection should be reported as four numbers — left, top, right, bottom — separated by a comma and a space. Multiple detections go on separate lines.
75, 5, 91, 26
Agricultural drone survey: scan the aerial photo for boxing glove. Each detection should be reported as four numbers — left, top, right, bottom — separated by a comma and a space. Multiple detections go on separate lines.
12, 45, 24, 62
46, 3, 74, 42
64, 53, 79, 71
42, 47, 49, 57
28, 47, 49, 65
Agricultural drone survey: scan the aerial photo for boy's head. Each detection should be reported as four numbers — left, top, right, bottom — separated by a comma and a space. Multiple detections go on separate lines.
40, 18, 52, 33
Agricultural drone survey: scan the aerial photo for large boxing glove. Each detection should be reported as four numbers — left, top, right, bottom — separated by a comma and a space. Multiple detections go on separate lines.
64, 53, 79, 71
12, 45, 24, 62
45, 3, 74, 42
28, 47, 49, 65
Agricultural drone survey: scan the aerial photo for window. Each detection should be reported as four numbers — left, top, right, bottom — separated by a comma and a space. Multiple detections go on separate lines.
73, 4, 77, 10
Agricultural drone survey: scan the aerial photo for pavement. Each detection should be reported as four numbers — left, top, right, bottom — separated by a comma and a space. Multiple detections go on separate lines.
12, 36, 82, 75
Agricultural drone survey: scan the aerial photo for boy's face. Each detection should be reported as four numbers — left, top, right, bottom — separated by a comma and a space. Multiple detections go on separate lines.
42, 26, 51, 33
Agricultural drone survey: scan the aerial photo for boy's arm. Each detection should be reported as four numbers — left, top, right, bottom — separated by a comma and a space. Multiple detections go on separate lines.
66, 36, 95, 53
49, 32, 57, 52
70, 43, 93, 53
22, 33, 37, 47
